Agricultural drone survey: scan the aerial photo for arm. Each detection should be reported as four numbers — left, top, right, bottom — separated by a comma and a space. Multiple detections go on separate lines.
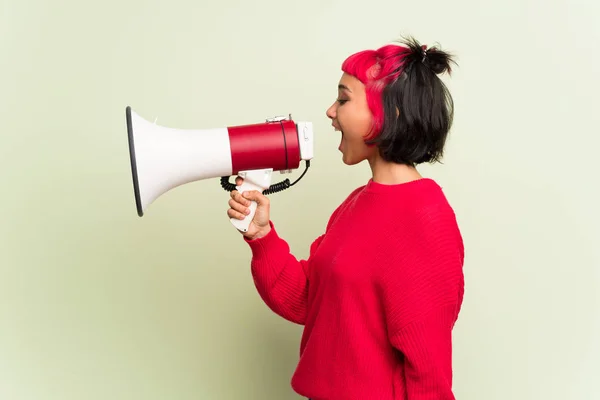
244, 222, 324, 324
379, 210, 464, 399
388, 304, 459, 400
240, 187, 358, 324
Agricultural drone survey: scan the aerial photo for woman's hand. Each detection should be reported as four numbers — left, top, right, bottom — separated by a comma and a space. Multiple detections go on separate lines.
227, 177, 272, 240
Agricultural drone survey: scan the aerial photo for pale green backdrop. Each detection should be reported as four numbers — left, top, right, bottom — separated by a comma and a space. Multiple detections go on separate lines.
1, 0, 599, 399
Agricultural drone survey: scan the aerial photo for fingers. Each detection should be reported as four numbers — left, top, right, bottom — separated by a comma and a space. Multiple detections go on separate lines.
241, 190, 269, 206
230, 189, 251, 206
230, 185, 268, 205
228, 197, 250, 216
227, 185, 268, 222
227, 207, 247, 221
228, 189, 252, 220
235, 176, 243, 186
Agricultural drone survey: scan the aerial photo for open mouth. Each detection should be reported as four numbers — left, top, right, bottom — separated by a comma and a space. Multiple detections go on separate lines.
333, 124, 343, 151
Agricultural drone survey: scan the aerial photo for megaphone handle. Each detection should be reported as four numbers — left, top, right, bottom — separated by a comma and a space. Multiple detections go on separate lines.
230, 182, 260, 232
229, 169, 273, 233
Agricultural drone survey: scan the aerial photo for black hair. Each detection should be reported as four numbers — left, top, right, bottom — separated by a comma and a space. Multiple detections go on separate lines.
365, 36, 457, 165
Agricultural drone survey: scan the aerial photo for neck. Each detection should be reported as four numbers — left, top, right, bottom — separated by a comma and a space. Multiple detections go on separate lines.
368, 153, 422, 185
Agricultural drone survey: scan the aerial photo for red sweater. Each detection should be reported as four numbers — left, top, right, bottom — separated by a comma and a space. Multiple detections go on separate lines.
244, 178, 465, 400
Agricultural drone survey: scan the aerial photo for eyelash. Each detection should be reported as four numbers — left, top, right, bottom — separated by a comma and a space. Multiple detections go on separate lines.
337, 99, 348, 105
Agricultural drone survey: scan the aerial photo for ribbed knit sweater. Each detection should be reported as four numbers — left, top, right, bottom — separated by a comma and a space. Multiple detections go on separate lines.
243, 178, 465, 400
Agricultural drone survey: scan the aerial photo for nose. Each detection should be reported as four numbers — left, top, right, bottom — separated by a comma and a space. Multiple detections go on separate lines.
326, 102, 337, 120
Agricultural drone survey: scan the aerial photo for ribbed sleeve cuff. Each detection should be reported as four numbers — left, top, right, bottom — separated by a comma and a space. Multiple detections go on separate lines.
242, 221, 284, 261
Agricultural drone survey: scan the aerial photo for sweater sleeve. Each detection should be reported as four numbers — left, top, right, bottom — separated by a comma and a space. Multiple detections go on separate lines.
388, 304, 458, 399
243, 221, 323, 325
378, 207, 465, 400
242, 188, 358, 324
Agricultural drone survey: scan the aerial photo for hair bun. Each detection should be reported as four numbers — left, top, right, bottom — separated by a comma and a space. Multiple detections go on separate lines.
396, 36, 456, 76
422, 47, 453, 75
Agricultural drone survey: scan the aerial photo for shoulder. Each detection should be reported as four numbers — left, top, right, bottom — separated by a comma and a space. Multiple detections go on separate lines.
376, 189, 465, 300
325, 184, 367, 230
346, 184, 367, 201
384, 179, 464, 267
393, 179, 460, 229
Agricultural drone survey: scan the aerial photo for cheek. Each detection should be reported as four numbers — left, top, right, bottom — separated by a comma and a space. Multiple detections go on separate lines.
359, 108, 374, 134
340, 104, 371, 130
348, 102, 373, 134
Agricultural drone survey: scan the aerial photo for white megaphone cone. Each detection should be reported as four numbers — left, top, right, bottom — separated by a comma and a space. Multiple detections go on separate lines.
125, 106, 314, 232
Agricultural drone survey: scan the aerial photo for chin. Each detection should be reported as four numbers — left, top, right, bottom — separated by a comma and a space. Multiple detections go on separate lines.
341, 154, 361, 166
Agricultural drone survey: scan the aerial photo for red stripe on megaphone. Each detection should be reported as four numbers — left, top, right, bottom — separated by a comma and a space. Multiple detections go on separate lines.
227, 120, 301, 174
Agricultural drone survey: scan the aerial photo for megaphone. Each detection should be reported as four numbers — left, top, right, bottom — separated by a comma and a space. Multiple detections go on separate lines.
125, 106, 314, 232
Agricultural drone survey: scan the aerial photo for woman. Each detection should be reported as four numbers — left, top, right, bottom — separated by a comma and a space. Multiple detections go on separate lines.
227, 36, 464, 400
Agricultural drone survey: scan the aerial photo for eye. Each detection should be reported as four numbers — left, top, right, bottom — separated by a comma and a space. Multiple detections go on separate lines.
337, 99, 348, 105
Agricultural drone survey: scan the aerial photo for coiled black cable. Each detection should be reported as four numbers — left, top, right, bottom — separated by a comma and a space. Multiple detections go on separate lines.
220, 160, 310, 195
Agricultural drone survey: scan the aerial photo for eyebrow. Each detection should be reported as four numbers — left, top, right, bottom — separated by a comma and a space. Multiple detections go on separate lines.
338, 84, 352, 92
